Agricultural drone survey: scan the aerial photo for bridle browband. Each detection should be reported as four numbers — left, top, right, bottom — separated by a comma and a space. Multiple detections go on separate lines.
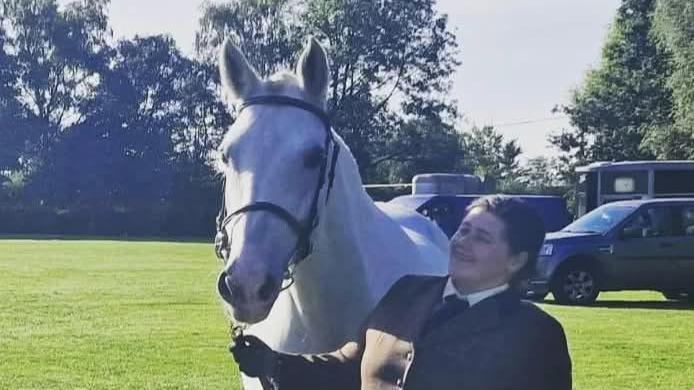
214, 95, 340, 289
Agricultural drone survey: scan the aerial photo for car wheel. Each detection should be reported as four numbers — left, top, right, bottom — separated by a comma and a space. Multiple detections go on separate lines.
551, 264, 599, 305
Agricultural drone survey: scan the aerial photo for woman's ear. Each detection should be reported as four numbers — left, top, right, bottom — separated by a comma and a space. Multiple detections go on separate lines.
508, 251, 529, 275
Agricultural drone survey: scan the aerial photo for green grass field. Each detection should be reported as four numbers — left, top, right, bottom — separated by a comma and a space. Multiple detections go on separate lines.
1, 238, 693, 389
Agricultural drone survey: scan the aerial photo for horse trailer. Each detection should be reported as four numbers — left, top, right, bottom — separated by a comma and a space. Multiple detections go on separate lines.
576, 161, 694, 217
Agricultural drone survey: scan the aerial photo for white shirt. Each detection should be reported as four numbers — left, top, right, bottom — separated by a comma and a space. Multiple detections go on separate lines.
442, 277, 509, 307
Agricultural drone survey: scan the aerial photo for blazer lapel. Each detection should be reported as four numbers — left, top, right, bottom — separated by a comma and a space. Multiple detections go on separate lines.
402, 276, 448, 341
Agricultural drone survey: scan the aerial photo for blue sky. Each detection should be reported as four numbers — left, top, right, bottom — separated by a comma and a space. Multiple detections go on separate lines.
437, 0, 621, 159
59, 0, 621, 159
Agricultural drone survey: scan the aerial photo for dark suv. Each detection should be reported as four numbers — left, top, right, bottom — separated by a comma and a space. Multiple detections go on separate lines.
527, 198, 694, 305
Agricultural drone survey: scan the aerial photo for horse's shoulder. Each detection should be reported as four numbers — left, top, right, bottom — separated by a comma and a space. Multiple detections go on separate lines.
374, 201, 421, 221
375, 201, 449, 250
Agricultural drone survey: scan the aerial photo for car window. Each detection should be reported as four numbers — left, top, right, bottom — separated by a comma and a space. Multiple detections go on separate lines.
562, 204, 635, 234
621, 206, 676, 238
680, 205, 694, 236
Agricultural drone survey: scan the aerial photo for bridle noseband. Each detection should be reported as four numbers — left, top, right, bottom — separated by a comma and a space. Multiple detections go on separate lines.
214, 95, 340, 289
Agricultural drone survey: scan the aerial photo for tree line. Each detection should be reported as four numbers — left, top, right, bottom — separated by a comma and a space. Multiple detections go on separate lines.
551, 0, 694, 180
0, 0, 692, 236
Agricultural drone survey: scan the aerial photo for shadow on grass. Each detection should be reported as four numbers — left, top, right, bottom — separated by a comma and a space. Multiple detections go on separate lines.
542, 299, 694, 311
0, 234, 212, 244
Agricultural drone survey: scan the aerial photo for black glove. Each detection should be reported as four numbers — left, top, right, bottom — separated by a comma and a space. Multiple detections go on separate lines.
229, 335, 279, 378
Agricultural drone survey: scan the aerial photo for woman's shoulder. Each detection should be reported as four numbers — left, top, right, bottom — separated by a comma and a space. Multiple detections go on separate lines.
515, 300, 567, 336
375, 274, 445, 310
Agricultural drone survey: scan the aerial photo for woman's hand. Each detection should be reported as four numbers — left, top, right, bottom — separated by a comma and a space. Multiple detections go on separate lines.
229, 335, 279, 378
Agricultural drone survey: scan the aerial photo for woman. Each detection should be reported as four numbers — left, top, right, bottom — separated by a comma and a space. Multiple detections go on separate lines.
231, 195, 572, 390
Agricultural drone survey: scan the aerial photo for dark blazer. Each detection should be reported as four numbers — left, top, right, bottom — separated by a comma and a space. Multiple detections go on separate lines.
275, 275, 572, 390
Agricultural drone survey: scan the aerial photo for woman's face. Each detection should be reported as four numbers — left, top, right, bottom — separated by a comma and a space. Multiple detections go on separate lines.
448, 208, 527, 294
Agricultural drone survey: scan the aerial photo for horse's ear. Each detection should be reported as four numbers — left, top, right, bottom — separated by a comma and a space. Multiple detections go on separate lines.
296, 37, 329, 100
219, 38, 260, 100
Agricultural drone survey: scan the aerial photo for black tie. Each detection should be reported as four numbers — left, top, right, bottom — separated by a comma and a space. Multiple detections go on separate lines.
421, 295, 470, 336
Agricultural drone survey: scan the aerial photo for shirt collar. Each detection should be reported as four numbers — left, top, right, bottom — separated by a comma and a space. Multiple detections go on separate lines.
443, 277, 509, 307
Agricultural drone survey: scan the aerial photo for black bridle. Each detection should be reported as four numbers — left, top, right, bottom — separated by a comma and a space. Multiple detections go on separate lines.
214, 95, 340, 288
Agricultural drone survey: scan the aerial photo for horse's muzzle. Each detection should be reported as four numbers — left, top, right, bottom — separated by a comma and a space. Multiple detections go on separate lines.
217, 269, 279, 306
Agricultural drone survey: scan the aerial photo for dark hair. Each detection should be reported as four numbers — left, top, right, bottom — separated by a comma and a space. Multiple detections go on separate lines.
465, 195, 546, 288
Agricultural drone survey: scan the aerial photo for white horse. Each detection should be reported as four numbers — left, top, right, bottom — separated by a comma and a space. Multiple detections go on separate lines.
214, 37, 448, 389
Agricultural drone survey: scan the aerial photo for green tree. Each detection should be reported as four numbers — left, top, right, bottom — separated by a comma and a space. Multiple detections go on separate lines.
2, 1, 235, 234
0, 10, 24, 171
30, 35, 229, 208
461, 125, 521, 188
374, 118, 465, 183
304, 0, 460, 182
196, 0, 300, 76
646, 0, 694, 158
552, 0, 673, 163
1, 0, 111, 171
515, 156, 565, 194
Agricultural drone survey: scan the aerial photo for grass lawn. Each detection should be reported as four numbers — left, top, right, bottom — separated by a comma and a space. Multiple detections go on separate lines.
2, 238, 694, 389
0, 238, 238, 390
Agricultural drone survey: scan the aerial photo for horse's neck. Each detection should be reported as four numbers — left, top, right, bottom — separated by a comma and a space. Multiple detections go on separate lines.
268, 136, 420, 352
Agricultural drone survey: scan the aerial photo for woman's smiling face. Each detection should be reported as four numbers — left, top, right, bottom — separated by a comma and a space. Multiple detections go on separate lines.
448, 207, 527, 294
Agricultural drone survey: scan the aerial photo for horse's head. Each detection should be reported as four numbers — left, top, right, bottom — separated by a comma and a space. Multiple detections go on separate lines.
214, 37, 335, 324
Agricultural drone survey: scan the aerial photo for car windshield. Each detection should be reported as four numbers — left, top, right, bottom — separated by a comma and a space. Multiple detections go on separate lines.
562, 204, 636, 234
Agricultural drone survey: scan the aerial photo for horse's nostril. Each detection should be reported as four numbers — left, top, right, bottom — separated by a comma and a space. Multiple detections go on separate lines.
217, 272, 237, 304
258, 275, 278, 301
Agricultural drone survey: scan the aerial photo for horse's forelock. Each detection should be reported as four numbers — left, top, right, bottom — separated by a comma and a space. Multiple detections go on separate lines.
263, 72, 325, 108
265, 71, 301, 90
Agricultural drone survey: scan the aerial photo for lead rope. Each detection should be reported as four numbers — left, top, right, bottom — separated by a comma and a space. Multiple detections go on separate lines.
229, 323, 279, 390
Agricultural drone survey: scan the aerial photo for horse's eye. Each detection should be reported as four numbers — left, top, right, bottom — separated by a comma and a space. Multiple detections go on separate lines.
303, 147, 326, 168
